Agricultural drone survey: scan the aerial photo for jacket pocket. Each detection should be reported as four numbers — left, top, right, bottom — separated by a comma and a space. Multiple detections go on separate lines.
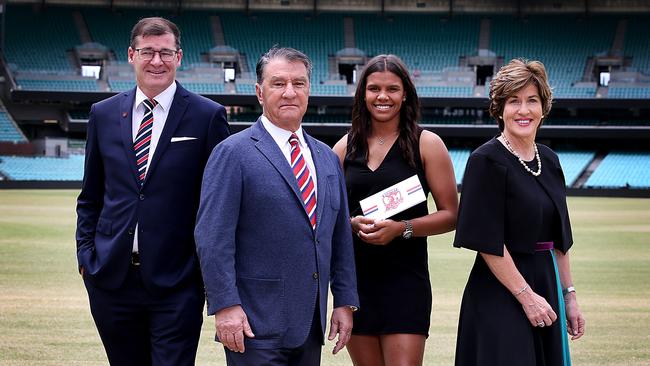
237, 277, 285, 339
96, 217, 112, 236
327, 175, 340, 210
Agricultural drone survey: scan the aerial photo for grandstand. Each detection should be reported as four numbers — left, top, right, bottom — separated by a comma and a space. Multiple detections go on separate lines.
0, 0, 649, 195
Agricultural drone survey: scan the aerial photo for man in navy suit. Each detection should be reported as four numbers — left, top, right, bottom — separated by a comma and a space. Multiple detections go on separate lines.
76, 17, 229, 365
195, 47, 359, 365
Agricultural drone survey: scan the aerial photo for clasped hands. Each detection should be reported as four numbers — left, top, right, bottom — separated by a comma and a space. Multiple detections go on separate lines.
214, 304, 354, 354
517, 289, 585, 340
350, 215, 402, 245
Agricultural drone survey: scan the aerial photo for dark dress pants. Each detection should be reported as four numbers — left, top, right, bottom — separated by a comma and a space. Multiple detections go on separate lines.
224, 305, 323, 366
83, 264, 204, 366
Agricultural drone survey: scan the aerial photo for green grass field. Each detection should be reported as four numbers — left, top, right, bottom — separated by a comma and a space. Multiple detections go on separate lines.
1, 190, 649, 365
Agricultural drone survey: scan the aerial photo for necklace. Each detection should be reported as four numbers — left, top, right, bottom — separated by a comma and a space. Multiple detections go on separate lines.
376, 132, 397, 145
501, 133, 542, 177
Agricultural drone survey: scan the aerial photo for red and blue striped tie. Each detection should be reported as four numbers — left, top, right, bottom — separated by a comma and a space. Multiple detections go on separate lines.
134, 98, 157, 185
289, 133, 317, 230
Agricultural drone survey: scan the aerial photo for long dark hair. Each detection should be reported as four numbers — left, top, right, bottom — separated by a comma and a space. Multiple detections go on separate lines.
347, 54, 421, 168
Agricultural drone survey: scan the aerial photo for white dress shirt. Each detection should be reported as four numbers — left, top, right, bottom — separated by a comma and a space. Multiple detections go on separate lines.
260, 115, 318, 194
131, 81, 177, 253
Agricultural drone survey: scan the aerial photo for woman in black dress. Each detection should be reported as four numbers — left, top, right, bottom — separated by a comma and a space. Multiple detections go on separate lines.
332, 54, 458, 366
454, 59, 586, 366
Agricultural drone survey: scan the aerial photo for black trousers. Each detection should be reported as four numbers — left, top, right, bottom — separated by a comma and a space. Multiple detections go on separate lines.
84, 265, 204, 366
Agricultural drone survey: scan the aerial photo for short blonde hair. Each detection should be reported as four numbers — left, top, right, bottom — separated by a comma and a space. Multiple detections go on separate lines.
489, 59, 553, 131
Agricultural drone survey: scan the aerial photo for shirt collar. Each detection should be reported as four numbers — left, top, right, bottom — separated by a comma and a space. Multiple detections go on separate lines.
135, 81, 177, 112
260, 115, 307, 148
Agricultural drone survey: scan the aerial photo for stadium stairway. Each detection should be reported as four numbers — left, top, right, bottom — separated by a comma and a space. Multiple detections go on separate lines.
572, 152, 606, 188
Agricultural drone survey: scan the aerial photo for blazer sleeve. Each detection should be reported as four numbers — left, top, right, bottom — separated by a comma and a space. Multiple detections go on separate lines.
75, 104, 104, 269
453, 152, 508, 256
195, 141, 242, 315
329, 159, 360, 309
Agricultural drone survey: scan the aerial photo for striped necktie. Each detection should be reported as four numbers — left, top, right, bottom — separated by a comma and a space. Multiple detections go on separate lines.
289, 133, 317, 230
134, 98, 157, 185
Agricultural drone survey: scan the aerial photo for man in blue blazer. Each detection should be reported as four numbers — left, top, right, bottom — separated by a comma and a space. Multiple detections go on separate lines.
76, 17, 229, 365
195, 47, 359, 365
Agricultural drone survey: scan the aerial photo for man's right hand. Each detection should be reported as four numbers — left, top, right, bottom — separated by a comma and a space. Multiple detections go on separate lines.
215, 305, 255, 353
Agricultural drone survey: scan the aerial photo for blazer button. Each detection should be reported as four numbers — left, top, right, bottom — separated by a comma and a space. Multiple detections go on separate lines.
128, 228, 134, 235
139, 194, 145, 201
312, 272, 319, 280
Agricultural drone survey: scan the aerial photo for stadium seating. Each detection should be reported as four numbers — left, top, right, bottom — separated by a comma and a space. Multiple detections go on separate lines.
235, 82, 256, 95
0, 155, 84, 180
607, 87, 650, 99
449, 149, 471, 184
625, 16, 650, 76
353, 14, 479, 72
585, 152, 650, 188
183, 82, 225, 95
417, 86, 474, 98
0, 111, 27, 143
5, 6, 80, 72
16, 78, 99, 92
491, 15, 616, 97
556, 151, 595, 186
220, 12, 344, 85
108, 79, 136, 92
311, 84, 349, 96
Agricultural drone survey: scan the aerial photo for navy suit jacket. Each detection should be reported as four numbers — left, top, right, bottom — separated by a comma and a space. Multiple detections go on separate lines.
76, 82, 229, 293
195, 119, 359, 350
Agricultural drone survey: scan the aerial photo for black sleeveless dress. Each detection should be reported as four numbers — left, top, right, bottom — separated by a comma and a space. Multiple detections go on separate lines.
344, 134, 432, 335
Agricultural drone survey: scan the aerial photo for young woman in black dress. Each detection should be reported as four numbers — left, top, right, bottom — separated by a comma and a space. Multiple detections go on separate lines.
453, 59, 586, 366
332, 54, 458, 366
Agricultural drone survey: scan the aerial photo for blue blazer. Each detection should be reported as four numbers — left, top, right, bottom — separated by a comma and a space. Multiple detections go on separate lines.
76, 82, 230, 293
195, 119, 359, 350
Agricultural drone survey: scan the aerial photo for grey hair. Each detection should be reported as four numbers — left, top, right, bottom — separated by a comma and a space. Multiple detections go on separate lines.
255, 46, 312, 84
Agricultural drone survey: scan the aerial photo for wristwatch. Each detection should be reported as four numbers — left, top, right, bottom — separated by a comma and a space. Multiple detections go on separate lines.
401, 220, 413, 239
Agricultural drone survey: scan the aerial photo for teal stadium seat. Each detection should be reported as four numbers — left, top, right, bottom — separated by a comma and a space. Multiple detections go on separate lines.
235, 83, 256, 95
0, 155, 85, 181
608, 87, 650, 99
491, 15, 616, 98
417, 86, 474, 97
17, 78, 98, 92
556, 151, 595, 186
221, 12, 344, 85
353, 14, 479, 73
625, 16, 650, 76
5, 6, 80, 71
449, 149, 471, 184
585, 152, 650, 188
109, 80, 136, 92
0, 112, 27, 143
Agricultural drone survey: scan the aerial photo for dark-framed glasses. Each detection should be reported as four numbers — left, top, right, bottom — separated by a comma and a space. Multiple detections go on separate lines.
135, 48, 178, 62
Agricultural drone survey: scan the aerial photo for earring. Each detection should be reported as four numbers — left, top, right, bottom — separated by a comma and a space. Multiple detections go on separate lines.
403, 97, 406, 102
499, 115, 503, 119
541, 114, 545, 119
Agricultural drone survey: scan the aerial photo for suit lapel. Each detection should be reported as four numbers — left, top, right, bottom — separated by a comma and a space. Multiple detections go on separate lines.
119, 89, 140, 186
143, 84, 189, 186
251, 120, 309, 219
304, 132, 326, 231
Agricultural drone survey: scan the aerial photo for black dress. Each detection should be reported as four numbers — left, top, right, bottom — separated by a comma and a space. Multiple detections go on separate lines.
454, 137, 574, 366
344, 133, 431, 336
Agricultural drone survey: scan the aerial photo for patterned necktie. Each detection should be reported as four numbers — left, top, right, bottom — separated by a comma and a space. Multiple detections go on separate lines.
289, 133, 317, 230
134, 98, 157, 185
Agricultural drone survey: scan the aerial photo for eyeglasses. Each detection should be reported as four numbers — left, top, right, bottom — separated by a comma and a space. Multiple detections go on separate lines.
134, 48, 178, 62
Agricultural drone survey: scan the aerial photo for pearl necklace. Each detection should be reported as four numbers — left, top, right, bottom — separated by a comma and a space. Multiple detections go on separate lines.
501, 133, 542, 177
